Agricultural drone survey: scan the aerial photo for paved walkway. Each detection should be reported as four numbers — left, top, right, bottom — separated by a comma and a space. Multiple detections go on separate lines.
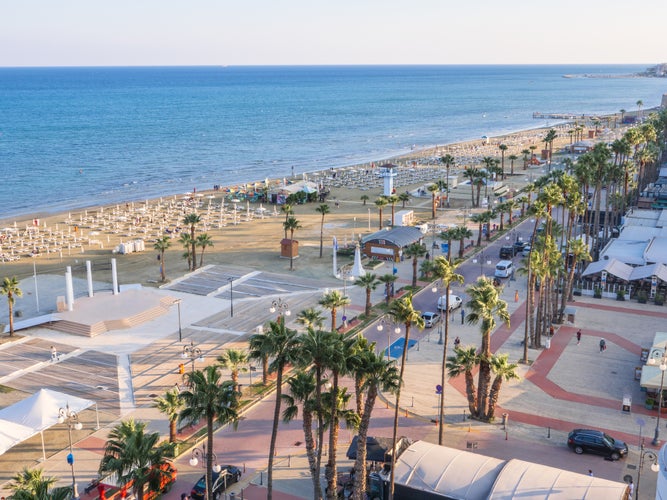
0, 248, 664, 498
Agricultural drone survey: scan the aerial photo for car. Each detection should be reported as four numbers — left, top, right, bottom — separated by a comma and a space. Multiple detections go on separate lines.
566, 429, 628, 460
421, 311, 440, 328
513, 240, 526, 253
522, 244, 532, 257
494, 260, 514, 278
499, 245, 515, 259
191, 465, 242, 500
437, 294, 462, 311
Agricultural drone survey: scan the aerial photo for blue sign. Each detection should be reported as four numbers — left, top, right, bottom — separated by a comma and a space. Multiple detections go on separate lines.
435, 385, 442, 395
441, 243, 448, 253
67, 452, 74, 465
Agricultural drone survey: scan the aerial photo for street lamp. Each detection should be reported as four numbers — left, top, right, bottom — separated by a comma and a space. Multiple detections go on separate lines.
431, 281, 446, 345
647, 351, 667, 445
174, 299, 182, 342
636, 440, 659, 500
377, 316, 401, 360
269, 298, 291, 320
182, 340, 203, 372
190, 442, 221, 471
58, 403, 83, 500
472, 252, 491, 278
337, 267, 351, 326
228, 277, 234, 318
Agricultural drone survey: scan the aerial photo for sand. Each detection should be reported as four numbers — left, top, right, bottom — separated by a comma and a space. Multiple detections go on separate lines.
0, 120, 616, 297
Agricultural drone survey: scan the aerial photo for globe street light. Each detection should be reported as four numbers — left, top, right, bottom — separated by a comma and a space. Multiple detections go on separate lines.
58, 404, 83, 500
182, 340, 203, 373
190, 443, 221, 500
647, 351, 667, 445
269, 298, 290, 321
636, 440, 659, 500
377, 316, 401, 361
472, 251, 491, 279
337, 267, 351, 327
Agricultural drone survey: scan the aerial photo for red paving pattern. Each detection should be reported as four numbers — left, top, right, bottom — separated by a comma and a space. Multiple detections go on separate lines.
450, 299, 667, 450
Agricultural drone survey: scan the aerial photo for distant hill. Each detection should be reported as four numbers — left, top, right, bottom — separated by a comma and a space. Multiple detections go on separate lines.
639, 63, 667, 77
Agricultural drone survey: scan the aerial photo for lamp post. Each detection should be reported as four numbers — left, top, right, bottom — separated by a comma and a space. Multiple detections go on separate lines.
377, 316, 401, 361
431, 281, 446, 345
269, 298, 290, 321
648, 351, 667, 445
58, 404, 83, 500
472, 252, 490, 278
190, 443, 221, 500
182, 340, 203, 373
337, 267, 351, 326
636, 440, 659, 500
174, 299, 182, 342
228, 277, 234, 318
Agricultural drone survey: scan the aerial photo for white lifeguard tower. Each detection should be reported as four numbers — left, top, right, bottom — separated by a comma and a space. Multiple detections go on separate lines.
379, 163, 398, 196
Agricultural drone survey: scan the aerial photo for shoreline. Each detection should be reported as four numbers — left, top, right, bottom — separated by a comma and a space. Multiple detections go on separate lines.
1, 119, 578, 227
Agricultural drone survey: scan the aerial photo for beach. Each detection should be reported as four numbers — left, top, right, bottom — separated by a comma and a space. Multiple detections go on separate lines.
0, 119, 602, 304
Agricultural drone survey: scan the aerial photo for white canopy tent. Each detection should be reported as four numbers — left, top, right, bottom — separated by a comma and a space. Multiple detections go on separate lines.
0, 388, 97, 460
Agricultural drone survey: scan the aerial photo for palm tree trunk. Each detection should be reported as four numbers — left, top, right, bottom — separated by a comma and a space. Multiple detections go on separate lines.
302, 410, 321, 499
389, 325, 410, 500
169, 419, 177, 443
267, 364, 284, 500
353, 385, 377, 500
206, 416, 214, 500
325, 373, 340, 500
487, 378, 503, 421
464, 370, 478, 415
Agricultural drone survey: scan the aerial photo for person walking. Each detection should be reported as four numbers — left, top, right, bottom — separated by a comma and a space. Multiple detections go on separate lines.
588, 469, 593, 476
576, 329, 581, 345
454, 336, 461, 349
627, 477, 634, 497
50, 346, 58, 362
599, 338, 606, 353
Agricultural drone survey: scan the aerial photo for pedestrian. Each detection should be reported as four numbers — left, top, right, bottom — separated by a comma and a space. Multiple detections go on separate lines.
50, 346, 58, 362
549, 325, 554, 337
588, 469, 593, 476
599, 338, 606, 352
461, 308, 465, 325
180, 494, 189, 500
545, 337, 551, 349
576, 329, 581, 345
627, 478, 634, 497
454, 336, 461, 349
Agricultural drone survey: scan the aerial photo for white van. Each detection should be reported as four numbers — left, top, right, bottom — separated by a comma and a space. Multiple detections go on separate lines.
494, 260, 514, 278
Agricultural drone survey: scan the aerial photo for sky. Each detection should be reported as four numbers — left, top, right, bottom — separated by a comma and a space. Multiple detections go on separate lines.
2, 0, 666, 67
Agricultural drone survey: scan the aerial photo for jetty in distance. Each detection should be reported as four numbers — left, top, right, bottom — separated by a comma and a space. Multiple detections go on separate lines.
532, 112, 580, 120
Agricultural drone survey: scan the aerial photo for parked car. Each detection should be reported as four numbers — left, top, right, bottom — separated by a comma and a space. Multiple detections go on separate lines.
567, 429, 628, 460
421, 311, 440, 328
522, 244, 532, 257
191, 465, 242, 500
437, 294, 463, 311
499, 245, 515, 259
513, 240, 526, 253
494, 260, 514, 278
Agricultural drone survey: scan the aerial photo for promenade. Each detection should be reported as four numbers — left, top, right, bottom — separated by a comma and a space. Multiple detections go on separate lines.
0, 236, 664, 499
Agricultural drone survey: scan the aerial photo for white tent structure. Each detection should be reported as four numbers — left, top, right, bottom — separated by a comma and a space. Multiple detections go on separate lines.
0, 388, 97, 460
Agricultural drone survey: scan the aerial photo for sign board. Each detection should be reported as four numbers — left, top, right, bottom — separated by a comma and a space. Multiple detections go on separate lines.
435, 384, 442, 395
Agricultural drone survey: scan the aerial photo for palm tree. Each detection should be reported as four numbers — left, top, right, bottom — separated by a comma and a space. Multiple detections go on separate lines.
619, 108, 626, 124
178, 367, 239, 500
387, 295, 423, 499
318, 289, 350, 332
216, 349, 249, 392
440, 228, 457, 262
153, 236, 171, 282
99, 419, 176, 500
404, 242, 426, 288
350, 349, 400, 500
465, 277, 510, 421
462, 168, 479, 207
182, 213, 201, 271
521, 149, 531, 170
296, 307, 325, 330
0, 276, 22, 337
386, 194, 399, 227
543, 129, 558, 171
281, 371, 321, 498
316, 204, 330, 258
296, 327, 338, 498
8, 467, 71, 500
378, 274, 397, 305
283, 216, 302, 271
281, 203, 294, 239
427, 183, 439, 219
153, 388, 183, 443
439, 154, 455, 207
196, 233, 213, 268
487, 354, 520, 421
374, 197, 388, 229
508, 154, 518, 176
360, 194, 369, 206
256, 319, 299, 500
398, 192, 410, 207
637, 99, 644, 119
432, 257, 464, 444
178, 233, 193, 271
355, 272, 379, 317
455, 226, 473, 259
498, 144, 508, 180
446, 346, 480, 416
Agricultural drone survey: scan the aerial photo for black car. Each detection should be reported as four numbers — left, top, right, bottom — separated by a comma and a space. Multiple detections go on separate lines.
513, 240, 526, 253
499, 245, 515, 259
567, 429, 628, 460
191, 465, 242, 500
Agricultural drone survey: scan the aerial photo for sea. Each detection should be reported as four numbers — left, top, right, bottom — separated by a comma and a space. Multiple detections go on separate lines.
1, 64, 665, 220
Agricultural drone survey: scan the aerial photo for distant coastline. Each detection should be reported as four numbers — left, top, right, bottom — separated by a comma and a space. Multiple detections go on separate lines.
563, 62, 667, 79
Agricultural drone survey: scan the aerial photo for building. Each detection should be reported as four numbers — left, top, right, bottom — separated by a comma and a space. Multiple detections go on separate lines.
361, 226, 423, 261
